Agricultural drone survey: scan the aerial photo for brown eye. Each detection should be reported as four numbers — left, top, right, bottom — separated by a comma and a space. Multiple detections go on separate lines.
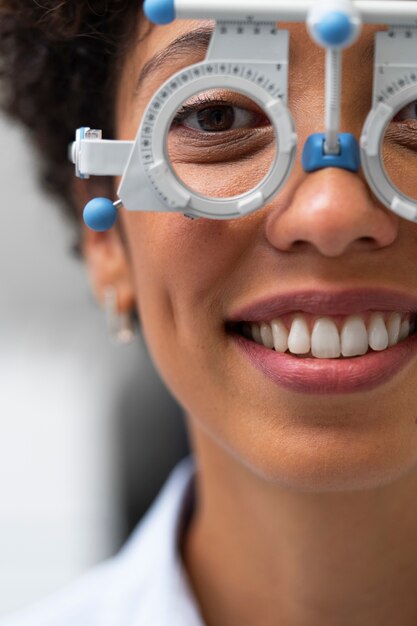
196, 106, 235, 132
173, 103, 268, 133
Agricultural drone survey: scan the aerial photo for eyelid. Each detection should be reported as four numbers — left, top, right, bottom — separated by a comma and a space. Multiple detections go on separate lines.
392, 101, 417, 123
384, 120, 417, 150
173, 90, 267, 117
171, 91, 270, 129
173, 97, 230, 125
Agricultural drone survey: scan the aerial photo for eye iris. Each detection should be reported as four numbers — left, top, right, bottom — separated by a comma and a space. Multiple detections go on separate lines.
196, 106, 235, 131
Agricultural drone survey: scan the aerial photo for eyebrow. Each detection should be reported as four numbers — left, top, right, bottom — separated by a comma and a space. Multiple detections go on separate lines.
135, 25, 376, 93
136, 26, 214, 92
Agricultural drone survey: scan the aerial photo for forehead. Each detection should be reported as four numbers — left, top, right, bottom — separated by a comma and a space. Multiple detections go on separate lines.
119, 18, 380, 108
125, 19, 214, 98
135, 18, 215, 63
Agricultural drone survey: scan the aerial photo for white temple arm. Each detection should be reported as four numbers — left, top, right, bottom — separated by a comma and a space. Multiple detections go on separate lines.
69, 131, 134, 178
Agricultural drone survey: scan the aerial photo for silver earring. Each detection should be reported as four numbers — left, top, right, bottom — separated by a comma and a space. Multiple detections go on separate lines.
103, 286, 135, 346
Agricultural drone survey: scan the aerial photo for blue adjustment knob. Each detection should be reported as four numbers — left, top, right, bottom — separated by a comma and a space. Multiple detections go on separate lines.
83, 198, 118, 232
315, 11, 353, 46
144, 0, 175, 25
302, 133, 360, 173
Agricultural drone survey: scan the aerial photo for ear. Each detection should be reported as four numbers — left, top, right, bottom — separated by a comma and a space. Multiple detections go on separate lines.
81, 223, 136, 314
72, 177, 135, 314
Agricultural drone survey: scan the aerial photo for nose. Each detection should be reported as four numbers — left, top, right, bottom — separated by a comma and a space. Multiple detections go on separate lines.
264, 167, 399, 258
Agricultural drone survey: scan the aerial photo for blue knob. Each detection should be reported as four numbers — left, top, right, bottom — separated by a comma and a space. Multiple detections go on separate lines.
144, 0, 175, 25
302, 133, 360, 173
315, 11, 354, 46
83, 198, 118, 232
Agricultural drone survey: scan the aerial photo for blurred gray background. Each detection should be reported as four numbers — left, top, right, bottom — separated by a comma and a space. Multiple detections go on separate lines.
0, 114, 189, 616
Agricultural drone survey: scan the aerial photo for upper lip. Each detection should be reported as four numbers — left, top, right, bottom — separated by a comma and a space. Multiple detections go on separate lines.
227, 288, 417, 322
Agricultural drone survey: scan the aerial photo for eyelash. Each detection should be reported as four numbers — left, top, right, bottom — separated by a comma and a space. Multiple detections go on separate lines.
392, 101, 417, 123
171, 95, 269, 131
172, 95, 226, 125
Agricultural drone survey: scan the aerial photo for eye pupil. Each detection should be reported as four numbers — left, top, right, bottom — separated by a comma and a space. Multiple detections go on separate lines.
196, 106, 235, 132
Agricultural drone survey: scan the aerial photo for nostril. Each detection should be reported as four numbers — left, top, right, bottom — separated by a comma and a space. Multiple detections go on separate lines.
291, 240, 309, 251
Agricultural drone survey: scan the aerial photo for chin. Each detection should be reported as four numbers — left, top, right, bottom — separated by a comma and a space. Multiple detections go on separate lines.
220, 417, 417, 494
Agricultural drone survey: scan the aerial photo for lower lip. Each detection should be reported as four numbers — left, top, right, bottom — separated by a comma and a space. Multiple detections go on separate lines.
229, 331, 417, 394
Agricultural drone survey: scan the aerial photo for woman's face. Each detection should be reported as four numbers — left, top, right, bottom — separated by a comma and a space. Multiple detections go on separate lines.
112, 18, 417, 492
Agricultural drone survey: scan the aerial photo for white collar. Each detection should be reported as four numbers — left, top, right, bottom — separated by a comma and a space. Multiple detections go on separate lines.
98, 456, 204, 626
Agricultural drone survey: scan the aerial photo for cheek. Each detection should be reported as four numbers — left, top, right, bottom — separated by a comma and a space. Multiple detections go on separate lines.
122, 210, 249, 340
168, 139, 276, 199
121, 209, 263, 410
121, 211, 229, 420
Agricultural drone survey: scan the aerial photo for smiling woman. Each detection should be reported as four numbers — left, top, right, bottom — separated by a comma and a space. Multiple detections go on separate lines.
2, 2, 417, 626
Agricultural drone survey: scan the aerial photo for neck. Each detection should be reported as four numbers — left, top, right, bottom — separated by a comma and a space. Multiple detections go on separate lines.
183, 426, 417, 626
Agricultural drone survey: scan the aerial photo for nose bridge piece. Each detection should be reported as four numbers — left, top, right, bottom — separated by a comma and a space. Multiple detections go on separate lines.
303, 0, 362, 176
302, 132, 361, 173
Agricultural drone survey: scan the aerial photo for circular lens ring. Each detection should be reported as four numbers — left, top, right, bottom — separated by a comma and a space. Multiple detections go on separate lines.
360, 84, 417, 222
139, 61, 297, 219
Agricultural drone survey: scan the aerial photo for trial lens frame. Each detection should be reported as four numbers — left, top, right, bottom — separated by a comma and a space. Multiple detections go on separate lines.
69, 0, 417, 231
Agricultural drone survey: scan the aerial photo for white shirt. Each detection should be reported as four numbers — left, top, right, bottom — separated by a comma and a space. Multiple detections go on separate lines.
1, 457, 204, 626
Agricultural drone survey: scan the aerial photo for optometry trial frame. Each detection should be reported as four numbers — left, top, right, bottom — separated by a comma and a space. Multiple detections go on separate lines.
69, 0, 417, 231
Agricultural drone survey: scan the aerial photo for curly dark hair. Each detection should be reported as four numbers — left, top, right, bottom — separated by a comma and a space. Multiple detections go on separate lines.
0, 1, 144, 239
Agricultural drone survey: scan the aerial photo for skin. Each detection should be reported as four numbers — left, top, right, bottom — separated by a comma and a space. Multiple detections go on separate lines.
82, 17, 417, 626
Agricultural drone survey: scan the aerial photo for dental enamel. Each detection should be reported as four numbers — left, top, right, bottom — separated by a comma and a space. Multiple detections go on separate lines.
245, 312, 416, 358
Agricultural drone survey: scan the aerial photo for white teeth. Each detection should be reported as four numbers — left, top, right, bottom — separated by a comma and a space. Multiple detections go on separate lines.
311, 318, 340, 358
368, 313, 389, 351
341, 315, 369, 357
287, 315, 310, 355
271, 319, 289, 353
387, 313, 401, 347
252, 323, 263, 345
260, 322, 274, 349
399, 319, 410, 341
247, 311, 414, 359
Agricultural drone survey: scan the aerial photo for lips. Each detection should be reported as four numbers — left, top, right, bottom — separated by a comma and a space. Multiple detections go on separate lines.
225, 287, 417, 394
230, 330, 417, 394
227, 288, 417, 323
